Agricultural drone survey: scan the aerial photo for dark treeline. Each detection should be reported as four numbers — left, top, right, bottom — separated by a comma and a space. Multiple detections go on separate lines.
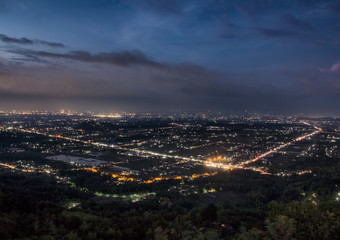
0, 167, 339, 240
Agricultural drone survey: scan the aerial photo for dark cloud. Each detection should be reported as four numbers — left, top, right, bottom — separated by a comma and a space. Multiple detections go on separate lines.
282, 14, 313, 31
35, 40, 65, 48
0, 34, 33, 44
12, 49, 169, 68
0, 34, 65, 47
258, 28, 297, 37
4, 48, 221, 96
218, 13, 312, 40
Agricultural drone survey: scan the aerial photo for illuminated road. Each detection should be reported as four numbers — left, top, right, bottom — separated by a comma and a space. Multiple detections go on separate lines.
17, 128, 198, 163
204, 121, 322, 172
238, 123, 321, 166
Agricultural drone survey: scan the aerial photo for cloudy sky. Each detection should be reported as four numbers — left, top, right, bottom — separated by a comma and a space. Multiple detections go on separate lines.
0, 0, 339, 114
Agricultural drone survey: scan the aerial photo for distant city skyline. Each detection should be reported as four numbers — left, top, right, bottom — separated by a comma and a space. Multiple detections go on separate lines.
0, 0, 339, 114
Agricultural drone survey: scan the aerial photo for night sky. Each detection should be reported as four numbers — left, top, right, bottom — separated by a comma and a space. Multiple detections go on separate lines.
0, 0, 339, 114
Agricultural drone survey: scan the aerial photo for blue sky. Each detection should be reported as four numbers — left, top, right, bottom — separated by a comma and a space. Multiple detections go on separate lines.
0, 0, 339, 114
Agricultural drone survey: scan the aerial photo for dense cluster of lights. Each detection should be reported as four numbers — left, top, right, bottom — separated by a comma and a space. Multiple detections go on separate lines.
203, 121, 322, 175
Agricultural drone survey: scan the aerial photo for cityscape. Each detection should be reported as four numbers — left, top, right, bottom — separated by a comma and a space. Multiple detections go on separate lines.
1, 0, 340, 239
2, 110, 337, 180
0, 110, 339, 239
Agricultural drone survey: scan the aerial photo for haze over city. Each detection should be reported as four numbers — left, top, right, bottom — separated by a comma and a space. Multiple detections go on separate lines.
0, 0, 339, 114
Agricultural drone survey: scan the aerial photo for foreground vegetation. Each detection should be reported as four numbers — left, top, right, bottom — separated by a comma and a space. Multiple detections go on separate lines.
0, 164, 339, 240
